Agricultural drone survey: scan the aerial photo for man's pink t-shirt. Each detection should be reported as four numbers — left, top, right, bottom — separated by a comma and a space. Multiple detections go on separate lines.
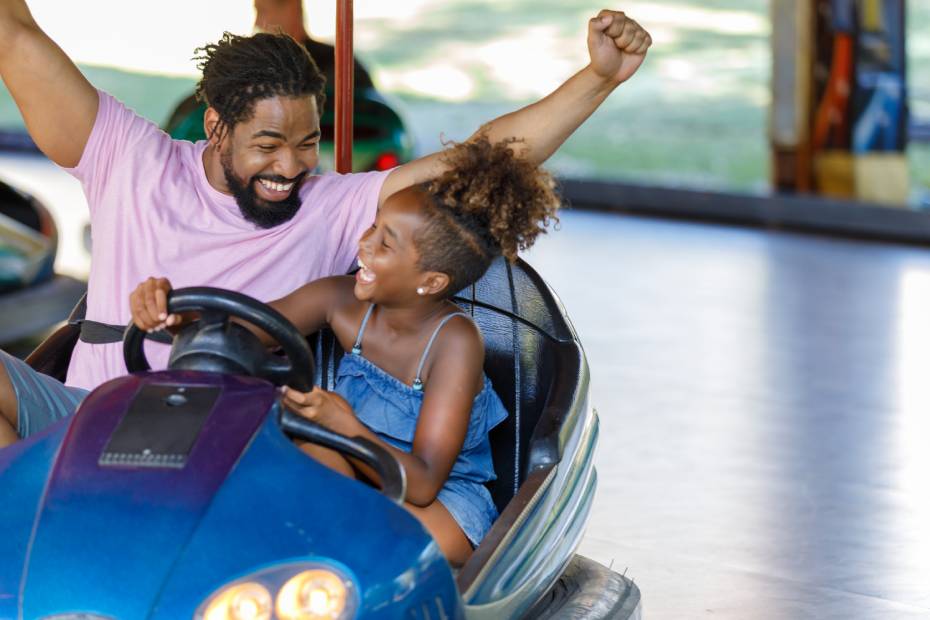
63, 91, 389, 390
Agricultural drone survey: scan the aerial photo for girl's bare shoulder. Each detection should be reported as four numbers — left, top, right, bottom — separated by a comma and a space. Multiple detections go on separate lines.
424, 309, 485, 378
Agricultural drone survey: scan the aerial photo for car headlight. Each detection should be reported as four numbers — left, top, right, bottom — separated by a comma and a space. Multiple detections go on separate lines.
276, 569, 349, 619
203, 582, 272, 620
196, 563, 357, 620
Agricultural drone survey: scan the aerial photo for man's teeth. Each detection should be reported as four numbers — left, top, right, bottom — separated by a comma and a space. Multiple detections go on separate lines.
259, 179, 295, 192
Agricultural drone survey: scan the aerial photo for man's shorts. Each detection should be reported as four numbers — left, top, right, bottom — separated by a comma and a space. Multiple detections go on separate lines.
0, 350, 88, 438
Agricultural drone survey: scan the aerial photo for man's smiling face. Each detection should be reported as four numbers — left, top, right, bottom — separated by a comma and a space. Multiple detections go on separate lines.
217, 94, 321, 228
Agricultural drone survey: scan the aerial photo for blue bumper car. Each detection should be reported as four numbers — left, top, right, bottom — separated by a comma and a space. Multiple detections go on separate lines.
0, 259, 640, 619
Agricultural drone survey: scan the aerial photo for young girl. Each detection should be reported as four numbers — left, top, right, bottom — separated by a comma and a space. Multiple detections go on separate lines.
130, 136, 560, 566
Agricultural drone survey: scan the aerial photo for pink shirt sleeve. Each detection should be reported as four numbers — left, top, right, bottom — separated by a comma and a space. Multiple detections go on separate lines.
322, 170, 391, 274
64, 90, 169, 217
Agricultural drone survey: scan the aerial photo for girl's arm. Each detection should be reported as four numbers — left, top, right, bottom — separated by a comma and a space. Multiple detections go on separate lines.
128, 276, 355, 343
267, 276, 356, 339
282, 316, 484, 506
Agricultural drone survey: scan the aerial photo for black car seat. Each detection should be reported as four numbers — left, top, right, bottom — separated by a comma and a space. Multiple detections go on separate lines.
24, 297, 83, 381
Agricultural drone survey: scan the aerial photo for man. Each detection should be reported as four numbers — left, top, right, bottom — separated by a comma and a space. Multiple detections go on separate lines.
0, 1, 651, 444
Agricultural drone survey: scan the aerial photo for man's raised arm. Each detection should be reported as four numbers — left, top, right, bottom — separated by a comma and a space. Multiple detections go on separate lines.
379, 9, 651, 204
0, 0, 97, 168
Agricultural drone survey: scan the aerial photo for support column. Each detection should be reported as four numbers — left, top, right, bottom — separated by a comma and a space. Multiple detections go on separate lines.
335, 0, 355, 174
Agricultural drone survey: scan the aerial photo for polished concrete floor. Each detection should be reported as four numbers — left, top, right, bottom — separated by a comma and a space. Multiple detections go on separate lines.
525, 211, 930, 619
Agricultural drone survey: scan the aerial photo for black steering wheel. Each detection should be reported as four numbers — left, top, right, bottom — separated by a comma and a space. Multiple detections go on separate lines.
123, 286, 314, 390
121, 287, 406, 503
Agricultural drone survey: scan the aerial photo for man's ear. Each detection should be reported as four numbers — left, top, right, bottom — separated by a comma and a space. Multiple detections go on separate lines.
420, 272, 451, 297
203, 107, 227, 146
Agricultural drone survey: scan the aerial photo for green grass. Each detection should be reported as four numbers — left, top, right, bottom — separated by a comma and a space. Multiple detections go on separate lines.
373, 0, 775, 191
377, 0, 927, 199
908, 2, 930, 206
911, 145, 930, 206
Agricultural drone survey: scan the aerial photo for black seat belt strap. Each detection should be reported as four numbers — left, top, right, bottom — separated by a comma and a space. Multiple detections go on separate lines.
69, 293, 171, 345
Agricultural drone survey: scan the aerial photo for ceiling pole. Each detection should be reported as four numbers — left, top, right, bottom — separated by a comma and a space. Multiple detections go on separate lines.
335, 0, 354, 174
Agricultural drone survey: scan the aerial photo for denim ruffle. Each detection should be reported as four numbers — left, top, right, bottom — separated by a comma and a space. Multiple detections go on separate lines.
334, 352, 508, 546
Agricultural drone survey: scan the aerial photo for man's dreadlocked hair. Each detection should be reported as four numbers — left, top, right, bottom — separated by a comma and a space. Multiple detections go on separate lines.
194, 32, 326, 140
415, 136, 560, 296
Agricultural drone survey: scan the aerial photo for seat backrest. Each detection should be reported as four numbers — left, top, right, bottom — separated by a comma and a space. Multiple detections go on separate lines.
452, 258, 578, 510
312, 258, 579, 511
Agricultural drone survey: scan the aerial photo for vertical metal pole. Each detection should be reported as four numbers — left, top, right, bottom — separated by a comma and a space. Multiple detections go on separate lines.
770, 0, 814, 193
335, 0, 354, 174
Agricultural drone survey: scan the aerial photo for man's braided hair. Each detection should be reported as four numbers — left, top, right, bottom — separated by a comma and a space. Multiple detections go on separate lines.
194, 32, 326, 140
415, 136, 561, 296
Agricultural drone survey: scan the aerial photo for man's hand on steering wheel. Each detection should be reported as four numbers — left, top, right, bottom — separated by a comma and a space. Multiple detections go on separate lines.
130, 277, 188, 332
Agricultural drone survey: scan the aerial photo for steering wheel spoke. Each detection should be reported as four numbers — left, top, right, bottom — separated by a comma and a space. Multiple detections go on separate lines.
197, 309, 230, 330
258, 354, 296, 386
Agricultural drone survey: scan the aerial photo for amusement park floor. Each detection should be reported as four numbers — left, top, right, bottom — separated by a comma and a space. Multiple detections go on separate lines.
4, 152, 930, 618
524, 211, 930, 619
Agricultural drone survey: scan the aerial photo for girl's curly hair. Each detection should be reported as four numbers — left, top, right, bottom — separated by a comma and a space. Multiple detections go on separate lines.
194, 32, 326, 140
415, 136, 560, 295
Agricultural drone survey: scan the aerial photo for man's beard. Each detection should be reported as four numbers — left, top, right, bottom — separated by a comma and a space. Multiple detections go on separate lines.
221, 150, 306, 229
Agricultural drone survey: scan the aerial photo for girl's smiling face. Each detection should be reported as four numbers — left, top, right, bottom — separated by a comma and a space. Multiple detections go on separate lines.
355, 187, 449, 304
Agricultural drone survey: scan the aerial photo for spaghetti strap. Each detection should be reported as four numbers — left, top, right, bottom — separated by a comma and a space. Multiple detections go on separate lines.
351, 304, 376, 355
412, 312, 471, 391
